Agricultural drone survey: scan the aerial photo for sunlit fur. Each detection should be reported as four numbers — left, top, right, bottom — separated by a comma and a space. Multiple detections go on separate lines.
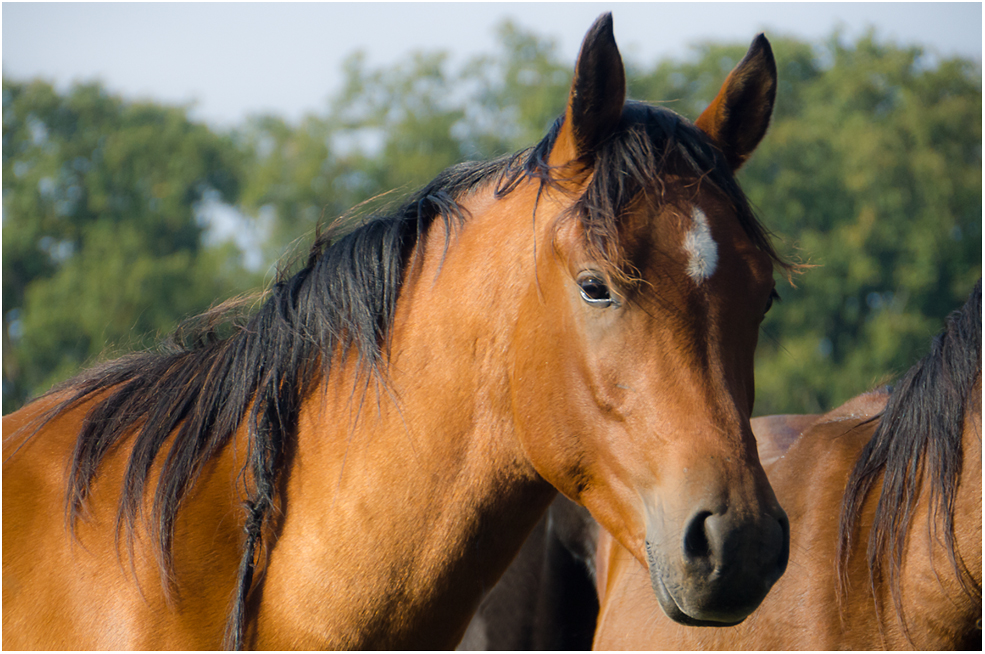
7, 100, 779, 651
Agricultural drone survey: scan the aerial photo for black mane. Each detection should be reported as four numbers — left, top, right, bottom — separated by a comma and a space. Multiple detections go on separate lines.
28, 101, 781, 648
837, 278, 982, 634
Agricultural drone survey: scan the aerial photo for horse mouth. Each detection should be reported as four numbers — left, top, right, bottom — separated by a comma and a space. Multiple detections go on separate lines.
650, 573, 746, 627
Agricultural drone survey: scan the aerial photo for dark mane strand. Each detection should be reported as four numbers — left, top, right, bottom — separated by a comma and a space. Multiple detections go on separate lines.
837, 278, 982, 637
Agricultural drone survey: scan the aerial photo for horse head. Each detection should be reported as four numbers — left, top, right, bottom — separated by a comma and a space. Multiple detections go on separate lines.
509, 13, 788, 625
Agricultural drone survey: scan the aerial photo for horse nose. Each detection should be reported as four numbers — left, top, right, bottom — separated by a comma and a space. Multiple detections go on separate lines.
681, 507, 789, 605
645, 500, 790, 625
683, 508, 789, 575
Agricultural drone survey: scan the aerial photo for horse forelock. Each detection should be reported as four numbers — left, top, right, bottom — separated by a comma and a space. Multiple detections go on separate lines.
513, 101, 786, 286
837, 278, 982, 637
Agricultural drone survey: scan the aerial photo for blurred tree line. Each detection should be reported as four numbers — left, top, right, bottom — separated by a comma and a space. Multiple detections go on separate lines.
3, 23, 981, 415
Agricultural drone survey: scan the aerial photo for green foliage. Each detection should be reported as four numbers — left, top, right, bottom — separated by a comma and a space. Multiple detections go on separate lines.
3, 25, 981, 417
747, 34, 981, 413
233, 114, 337, 264
232, 20, 570, 254
2, 79, 253, 411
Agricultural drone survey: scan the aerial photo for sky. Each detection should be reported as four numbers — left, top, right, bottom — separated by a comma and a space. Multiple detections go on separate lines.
3, 2, 982, 128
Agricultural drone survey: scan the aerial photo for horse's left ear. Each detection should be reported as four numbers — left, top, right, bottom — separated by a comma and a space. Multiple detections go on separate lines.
549, 13, 626, 168
695, 34, 777, 170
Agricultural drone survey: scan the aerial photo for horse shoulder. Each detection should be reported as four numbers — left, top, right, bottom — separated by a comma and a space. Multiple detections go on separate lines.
768, 388, 889, 498
769, 409, 880, 547
592, 529, 654, 649
752, 388, 890, 470
890, 375, 981, 649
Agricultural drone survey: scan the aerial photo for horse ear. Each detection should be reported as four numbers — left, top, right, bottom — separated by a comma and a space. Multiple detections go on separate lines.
549, 13, 626, 168
695, 34, 777, 170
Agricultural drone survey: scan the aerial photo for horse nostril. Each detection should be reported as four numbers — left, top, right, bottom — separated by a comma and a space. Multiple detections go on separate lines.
682, 510, 713, 561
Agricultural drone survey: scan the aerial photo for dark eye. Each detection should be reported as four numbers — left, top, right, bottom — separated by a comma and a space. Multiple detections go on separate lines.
578, 274, 614, 307
764, 288, 780, 315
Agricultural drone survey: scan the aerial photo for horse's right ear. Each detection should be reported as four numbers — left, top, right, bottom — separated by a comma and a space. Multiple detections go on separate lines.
549, 13, 626, 168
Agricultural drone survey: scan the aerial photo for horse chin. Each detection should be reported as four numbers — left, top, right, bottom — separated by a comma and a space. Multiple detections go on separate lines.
649, 570, 747, 627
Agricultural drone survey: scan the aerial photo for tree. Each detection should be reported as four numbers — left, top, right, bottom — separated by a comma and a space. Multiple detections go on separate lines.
234, 20, 571, 257
2, 79, 253, 411
749, 34, 981, 413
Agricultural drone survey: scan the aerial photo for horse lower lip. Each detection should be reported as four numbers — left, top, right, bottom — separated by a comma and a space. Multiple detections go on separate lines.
652, 574, 745, 627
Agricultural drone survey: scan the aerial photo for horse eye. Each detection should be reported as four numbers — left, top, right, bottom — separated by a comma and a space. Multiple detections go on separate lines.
764, 288, 780, 315
578, 275, 614, 307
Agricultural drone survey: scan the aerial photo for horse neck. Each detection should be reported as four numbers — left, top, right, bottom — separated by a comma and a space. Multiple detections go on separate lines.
864, 376, 982, 649
952, 388, 983, 645
256, 183, 559, 648
933, 375, 982, 645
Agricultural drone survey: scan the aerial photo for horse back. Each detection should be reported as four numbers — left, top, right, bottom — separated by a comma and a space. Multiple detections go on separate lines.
2, 393, 245, 649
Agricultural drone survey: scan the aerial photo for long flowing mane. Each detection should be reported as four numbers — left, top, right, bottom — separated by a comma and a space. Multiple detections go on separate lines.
837, 278, 982, 634
16, 102, 782, 648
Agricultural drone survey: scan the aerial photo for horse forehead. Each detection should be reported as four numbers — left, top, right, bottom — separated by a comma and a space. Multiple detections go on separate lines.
635, 196, 763, 285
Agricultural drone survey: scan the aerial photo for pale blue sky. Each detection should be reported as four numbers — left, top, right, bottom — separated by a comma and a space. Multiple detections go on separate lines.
3, 2, 982, 127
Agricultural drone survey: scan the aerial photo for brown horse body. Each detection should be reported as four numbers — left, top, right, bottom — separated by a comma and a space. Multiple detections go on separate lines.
4, 15, 789, 649
595, 281, 982, 650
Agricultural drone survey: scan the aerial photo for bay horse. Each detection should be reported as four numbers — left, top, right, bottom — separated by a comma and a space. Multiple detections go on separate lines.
3, 14, 789, 649
595, 279, 982, 650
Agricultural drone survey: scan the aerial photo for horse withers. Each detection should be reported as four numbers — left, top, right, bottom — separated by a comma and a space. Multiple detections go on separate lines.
595, 280, 982, 649
3, 14, 788, 648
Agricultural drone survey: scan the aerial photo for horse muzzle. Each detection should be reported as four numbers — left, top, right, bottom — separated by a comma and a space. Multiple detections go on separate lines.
645, 503, 789, 625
